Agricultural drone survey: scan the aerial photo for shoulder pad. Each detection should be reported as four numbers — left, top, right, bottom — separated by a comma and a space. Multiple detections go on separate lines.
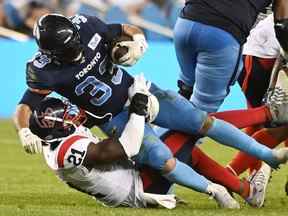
70, 14, 88, 30
31, 52, 52, 69
26, 53, 53, 89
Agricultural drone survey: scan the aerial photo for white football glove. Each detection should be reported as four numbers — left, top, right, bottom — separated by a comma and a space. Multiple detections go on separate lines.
18, 128, 42, 154
128, 73, 151, 99
117, 34, 148, 66
129, 74, 159, 122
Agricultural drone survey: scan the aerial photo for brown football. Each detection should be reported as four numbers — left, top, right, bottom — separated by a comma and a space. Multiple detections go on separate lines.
111, 34, 133, 64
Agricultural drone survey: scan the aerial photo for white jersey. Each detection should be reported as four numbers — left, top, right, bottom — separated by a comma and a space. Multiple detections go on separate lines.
243, 14, 280, 58
43, 126, 146, 208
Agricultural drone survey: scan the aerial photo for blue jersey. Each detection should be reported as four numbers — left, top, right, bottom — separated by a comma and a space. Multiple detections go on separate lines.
26, 14, 134, 125
182, 0, 272, 44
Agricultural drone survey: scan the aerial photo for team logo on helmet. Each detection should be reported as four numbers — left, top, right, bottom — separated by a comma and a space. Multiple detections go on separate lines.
33, 107, 58, 129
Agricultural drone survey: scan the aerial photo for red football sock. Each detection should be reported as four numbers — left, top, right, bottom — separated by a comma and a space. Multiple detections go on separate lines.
210, 105, 271, 129
191, 146, 250, 198
244, 126, 262, 136
248, 129, 284, 173
227, 129, 280, 176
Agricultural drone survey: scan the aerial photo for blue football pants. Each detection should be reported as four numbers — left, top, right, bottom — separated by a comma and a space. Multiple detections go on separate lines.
174, 17, 243, 112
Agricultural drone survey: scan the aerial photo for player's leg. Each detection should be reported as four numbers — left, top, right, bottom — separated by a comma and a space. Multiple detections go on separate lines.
173, 17, 197, 99
134, 125, 213, 194
143, 130, 267, 207
228, 126, 288, 176
161, 131, 249, 198
100, 112, 239, 208
227, 55, 279, 175
163, 131, 272, 207
239, 55, 275, 108
238, 56, 275, 137
100, 110, 210, 193
150, 84, 288, 169
174, 17, 243, 112
210, 105, 271, 129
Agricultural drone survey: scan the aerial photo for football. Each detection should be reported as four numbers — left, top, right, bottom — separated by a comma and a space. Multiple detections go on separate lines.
111, 34, 133, 64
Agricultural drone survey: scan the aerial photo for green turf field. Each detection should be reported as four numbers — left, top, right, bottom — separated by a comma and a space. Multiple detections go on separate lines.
1, 119, 288, 216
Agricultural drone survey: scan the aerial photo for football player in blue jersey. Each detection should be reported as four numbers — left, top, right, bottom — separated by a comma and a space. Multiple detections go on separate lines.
14, 13, 288, 203
175, 0, 288, 113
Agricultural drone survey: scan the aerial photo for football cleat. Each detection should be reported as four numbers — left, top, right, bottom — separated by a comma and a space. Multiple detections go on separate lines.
207, 183, 240, 209
265, 87, 288, 126
245, 163, 271, 208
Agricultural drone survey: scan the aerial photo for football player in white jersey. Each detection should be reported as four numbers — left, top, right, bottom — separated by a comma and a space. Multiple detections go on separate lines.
29, 93, 178, 209
226, 14, 288, 182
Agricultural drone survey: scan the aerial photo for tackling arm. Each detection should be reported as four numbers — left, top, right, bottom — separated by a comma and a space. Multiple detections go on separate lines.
82, 76, 150, 168
14, 88, 51, 130
82, 95, 147, 169
14, 88, 51, 154
83, 113, 145, 168
14, 104, 32, 130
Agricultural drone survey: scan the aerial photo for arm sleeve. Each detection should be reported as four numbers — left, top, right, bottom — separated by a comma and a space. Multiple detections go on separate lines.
118, 113, 145, 158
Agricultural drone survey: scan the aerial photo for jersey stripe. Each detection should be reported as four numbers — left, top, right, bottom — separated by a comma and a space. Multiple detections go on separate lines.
242, 55, 253, 93
57, 135, 86, 168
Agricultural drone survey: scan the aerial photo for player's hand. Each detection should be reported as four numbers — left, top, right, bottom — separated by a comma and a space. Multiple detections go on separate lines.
116, 34, 148, 66
129, 73, 151, 99
129, 74, 159, 122
18, 128, 42, 154
132, 34, 148, 53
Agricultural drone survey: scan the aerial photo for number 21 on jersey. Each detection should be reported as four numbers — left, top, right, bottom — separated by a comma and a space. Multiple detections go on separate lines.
67, 148, 86, 166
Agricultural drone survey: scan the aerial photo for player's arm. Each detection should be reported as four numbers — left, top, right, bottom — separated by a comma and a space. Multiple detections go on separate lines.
82, 91, 148, 169
83, 113, 145, 168
121, 24, 145, 39
59, 94, 147, 169
80, 74, 152, 169
14, 88, 51, 129
14, 88, 51, 154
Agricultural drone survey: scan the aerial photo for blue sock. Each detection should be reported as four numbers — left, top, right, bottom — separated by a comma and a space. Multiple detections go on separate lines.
163, 159, 209, 193
206, 119, 279, 168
